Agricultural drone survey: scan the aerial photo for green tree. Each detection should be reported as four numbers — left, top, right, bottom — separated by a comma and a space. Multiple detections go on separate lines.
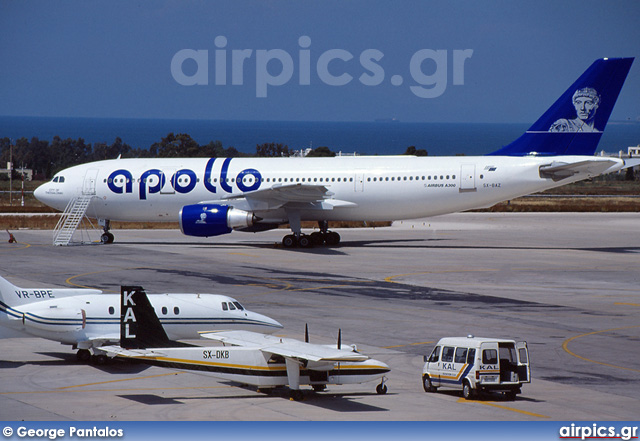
256, 142, 291, 157
306, 146, 335, 157
403, 145, 428, 156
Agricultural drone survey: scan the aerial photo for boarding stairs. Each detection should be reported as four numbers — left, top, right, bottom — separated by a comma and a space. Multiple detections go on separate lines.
53, 195, 99, 246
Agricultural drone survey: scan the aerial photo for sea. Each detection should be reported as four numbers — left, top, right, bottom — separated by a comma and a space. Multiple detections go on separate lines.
1, 116, 639, 157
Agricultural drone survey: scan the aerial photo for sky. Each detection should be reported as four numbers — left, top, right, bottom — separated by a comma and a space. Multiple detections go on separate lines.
1, 0, 639, 123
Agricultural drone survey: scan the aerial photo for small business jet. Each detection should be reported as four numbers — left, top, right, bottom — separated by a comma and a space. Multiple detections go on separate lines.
34, 58, 635, 247
102, 286, 390, 401
0, 275, 282, 363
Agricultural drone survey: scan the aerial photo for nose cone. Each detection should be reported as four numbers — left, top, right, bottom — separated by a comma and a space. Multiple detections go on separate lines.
248, 311, 283, 333
33, 183, 46, 203
33, 182, 68, 211
377, 360, 391, 374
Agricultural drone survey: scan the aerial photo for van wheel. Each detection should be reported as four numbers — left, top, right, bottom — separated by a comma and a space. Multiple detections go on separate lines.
423, 375, 437, 393
505, 390, 517, 400
462, 381, 475, 400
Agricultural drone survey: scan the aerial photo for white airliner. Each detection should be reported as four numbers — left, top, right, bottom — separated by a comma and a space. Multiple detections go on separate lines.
102, 286, 390, 401
34, 58, 635, 247
0, 275, 282, 363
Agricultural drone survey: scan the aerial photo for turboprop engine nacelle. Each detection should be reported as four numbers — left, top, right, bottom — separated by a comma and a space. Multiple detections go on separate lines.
179, 204, 257, 238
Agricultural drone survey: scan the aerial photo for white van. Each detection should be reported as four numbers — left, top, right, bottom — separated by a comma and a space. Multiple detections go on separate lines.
422, 336, 530, 400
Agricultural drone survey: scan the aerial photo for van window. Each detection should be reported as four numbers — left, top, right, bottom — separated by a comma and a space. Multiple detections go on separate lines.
428, 346, 440, 363
518, 348, 528, 364
454, 347, 468, 363
442, 346, 455, 363
467, 348, 476, 364
482, 349, 498, 364
499, 344, 517, 364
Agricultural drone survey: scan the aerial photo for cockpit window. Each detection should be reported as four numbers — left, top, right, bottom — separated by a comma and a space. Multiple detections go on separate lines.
228, 302, 236, 310
53, 176, 59, 183
233, 302, 244, 311
222, 303, 228, 311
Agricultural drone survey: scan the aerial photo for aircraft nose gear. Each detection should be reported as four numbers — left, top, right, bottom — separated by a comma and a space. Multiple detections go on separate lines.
376, 377, 388, 395
99, 219, 114, 244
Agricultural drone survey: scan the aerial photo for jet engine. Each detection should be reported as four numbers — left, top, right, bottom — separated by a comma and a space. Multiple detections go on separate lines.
179, 204, 258, 237
20, 308, 86, 332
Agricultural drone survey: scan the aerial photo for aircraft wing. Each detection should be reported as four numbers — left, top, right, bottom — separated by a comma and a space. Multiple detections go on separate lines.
539, 159, 620, 181
200, 183, 358, 211
200, 330, 368, 362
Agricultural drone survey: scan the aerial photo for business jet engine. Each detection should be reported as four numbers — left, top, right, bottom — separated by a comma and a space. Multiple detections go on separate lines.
179, 204, 258, 237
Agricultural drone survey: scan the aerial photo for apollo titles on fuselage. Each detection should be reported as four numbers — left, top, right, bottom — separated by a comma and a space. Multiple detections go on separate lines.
107, 157, 261, 198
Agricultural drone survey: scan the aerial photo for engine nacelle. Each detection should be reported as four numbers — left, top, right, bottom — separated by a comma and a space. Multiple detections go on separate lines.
20, 307, 86, 332
179, 204, 257, 238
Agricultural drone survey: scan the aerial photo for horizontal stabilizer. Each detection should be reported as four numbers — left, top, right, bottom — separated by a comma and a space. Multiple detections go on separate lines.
101, 345, 167, 358
539, 159, 620, 181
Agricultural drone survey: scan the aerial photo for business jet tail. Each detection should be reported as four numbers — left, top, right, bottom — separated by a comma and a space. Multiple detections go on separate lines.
489, 57, 634, 157
120, 286, 171, 349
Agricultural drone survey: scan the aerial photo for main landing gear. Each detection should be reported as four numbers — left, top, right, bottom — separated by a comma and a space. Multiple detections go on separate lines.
281, 220, 341, 249
76, 348, 110, 365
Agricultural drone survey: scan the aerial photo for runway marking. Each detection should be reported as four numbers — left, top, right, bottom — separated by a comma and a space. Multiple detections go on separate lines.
457, 398, 550, 418
57, 371, 183, 389
0, 241, 32, 251
0, 384, 235, 396
614, 302, 640, 307
383, 341, 434, 349
65, 267, 155, 289
385, 269, 497, 283
562, 325, 640, 373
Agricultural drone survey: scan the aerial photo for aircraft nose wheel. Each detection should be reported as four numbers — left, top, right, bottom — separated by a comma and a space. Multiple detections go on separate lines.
376, 378, 388, 395
101, 232, 114, 244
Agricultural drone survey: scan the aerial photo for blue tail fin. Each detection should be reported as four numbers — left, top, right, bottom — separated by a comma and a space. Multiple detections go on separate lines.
489, 58, 633, 156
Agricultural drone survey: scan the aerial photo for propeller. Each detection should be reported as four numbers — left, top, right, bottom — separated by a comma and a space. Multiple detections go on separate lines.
337, 329, 342, 350
305, 324, 309, 343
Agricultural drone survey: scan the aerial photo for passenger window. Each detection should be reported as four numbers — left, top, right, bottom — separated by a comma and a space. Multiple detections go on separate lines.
467, 348, 476, 364
222, 303, 228, 311
173, 307, 180, 315
442, 346, 455, 362
455, 347, 468, 363
482, 349, 498, 364
108, 306, 115, 315
428, 346, 440, 363
161, 306, 168, 315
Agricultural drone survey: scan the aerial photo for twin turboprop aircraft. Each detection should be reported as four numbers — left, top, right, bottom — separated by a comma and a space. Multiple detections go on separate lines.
102, 286, 390, 401
0, 275, 282, 363
34, 58, 635, 247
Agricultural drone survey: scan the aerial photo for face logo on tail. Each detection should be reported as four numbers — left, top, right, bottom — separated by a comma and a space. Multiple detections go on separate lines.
549, 87, 601, 133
